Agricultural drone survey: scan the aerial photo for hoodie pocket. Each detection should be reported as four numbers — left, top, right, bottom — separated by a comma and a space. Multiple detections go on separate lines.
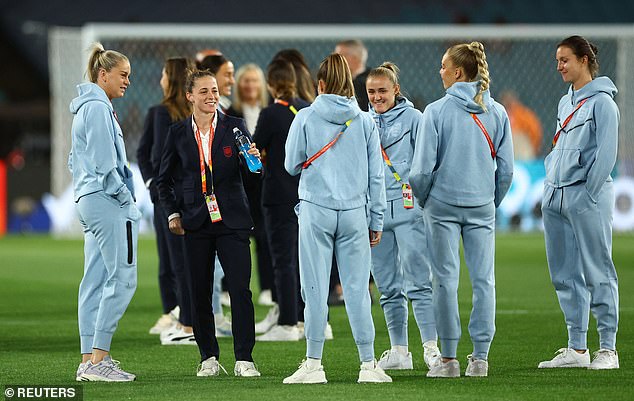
546, 148, 586, 185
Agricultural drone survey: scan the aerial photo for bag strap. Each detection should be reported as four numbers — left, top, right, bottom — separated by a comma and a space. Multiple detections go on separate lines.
302, 119, 353, 169
471, 113, 496, 159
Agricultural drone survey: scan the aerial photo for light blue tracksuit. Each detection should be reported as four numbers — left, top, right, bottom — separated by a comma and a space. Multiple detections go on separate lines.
410, 81, 514, 360
69, 82, 140, 354
285, 94, 386, 362
369, 97, 437, 348
542, 77, 619, 351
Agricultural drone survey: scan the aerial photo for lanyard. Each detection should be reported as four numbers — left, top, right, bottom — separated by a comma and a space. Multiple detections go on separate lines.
551, 98, 588, 149
380, 146, 403, 183
471, 113, 496, 159
302, 119, 352, 169
193, 117, 215, 195
275, 99, 299, 115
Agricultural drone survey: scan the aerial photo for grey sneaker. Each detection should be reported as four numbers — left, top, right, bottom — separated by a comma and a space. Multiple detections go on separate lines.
426, 359, 460, 378
538, 348, 590, 368
80, 356, 136, 382
588, 349, 619, 370
75, 361, 89, 382
465, 355, 488, 377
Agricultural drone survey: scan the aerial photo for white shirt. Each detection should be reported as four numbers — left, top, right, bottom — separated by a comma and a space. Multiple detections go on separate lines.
241, 104, 261, 134
192, 112, 218, 165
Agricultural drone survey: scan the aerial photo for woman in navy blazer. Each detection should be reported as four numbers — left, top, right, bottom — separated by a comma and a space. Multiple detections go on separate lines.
157, 69, 262, 377
137, 57, 194, 342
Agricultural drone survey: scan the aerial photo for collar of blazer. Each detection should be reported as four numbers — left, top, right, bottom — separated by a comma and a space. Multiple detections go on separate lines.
186, 112, 231, 162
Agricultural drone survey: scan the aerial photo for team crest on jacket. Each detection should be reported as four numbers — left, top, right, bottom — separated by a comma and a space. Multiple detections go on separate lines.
223, 146, 233, 158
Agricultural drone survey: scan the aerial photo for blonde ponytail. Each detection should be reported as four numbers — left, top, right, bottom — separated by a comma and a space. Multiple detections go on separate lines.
468, 41, 490, 112
86, 42, 129, 83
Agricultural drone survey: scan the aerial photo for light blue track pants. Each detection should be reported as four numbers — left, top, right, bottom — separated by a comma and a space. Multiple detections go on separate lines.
371, 200, 436, 347
542, 182, 619, 351
425, 197, 496, 360
298, 201, 375, 362
76, 191, 140, 354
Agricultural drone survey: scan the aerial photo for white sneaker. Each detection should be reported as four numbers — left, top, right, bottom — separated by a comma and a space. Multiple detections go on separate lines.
358, 359, 393, 383
465, 355, 488, 377
197, 357, 227, 377
234, 361, 261, 377
75, 361, 89, 382
149, 314, 176, 335
423, 340, 441, 369
215, 316, 232, 338
538, 348, 590, 368
258, 289, 275, 306
255, 305, 279, 334
324, 323, 334, 340
283, 359, 327, 384
161, 327, 196, 345
377, 349, 413, 370
159, 323, 179, 341
257, 325, 300, 342
220, 291, 231, 307
588, 349, 619, 370
427, 359, 460, 378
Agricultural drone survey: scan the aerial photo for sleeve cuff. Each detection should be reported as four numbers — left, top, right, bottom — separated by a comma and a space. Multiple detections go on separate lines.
168, 213, 181, 222
145, 178, 153, 188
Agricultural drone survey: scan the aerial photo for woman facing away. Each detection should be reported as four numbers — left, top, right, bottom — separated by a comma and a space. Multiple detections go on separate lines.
137, 57, 195, 344
283, 53, 390, 384
538, 35, 620, 370
410, 41, 514, 378
70, 42, 139, 382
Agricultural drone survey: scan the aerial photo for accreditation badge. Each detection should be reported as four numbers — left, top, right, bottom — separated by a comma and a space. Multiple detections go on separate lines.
402, 183, 414, 209
205, 194, 223, 222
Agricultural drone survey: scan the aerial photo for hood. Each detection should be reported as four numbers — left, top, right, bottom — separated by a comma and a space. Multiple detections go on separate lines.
569, 76, 618, 105
69, 83, 112, 114
446, 81, 492, 114
312, 94, 361, 125
369, 96, 415, 128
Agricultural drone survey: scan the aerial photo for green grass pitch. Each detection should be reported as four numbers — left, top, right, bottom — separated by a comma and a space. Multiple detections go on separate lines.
1, 232, 632, 400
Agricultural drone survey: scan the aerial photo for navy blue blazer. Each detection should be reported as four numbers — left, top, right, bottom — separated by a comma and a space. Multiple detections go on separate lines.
157, 112, 254, 232
137, 105, 177, 203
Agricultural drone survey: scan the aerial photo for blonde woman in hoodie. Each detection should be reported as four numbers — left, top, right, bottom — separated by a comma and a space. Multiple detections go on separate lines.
410, 42, 514, 378
538, 35, 620, 371
283, 53, 390, 384
69, 43, 139, 382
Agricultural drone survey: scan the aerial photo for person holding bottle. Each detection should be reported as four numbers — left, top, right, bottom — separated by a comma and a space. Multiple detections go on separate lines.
157, 69, 262, 378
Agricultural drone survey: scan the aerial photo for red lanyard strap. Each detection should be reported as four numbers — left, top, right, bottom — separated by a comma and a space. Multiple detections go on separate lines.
302, 119, 352, 169
193, 118, 215, 195
471, 113, 496, 159
275, 99, 299, 115
551, 98, 588, 148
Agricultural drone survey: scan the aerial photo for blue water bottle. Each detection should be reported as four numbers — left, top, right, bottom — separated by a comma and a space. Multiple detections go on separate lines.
233, 127, 262, 173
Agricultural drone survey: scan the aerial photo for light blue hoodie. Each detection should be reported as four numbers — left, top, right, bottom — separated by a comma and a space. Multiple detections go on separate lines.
369, 96, 422, 201
69, 83, 135, 204
285, 94, 386, 231
410, 81, 514, 207
545, 76, 619, 202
